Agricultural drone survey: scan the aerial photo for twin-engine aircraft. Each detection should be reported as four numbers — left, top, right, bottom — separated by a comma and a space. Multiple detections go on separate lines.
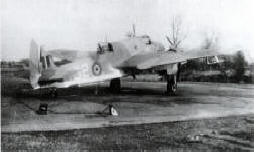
29, 31, 221, 96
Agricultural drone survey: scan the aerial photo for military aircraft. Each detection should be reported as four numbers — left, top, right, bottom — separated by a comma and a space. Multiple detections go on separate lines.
29, 28, 221, 96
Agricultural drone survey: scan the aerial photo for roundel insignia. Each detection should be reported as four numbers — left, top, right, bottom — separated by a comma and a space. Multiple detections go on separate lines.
92, 62, 102, 76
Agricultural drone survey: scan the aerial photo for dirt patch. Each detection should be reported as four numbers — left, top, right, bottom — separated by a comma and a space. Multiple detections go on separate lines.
49, 102, 106, 114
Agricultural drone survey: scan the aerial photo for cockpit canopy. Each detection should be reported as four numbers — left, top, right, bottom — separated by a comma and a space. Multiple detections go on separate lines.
140, 35, 151, 45
97, 42, 114, 54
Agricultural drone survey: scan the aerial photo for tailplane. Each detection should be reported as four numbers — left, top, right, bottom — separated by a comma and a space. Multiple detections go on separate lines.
29, 39, 41, 89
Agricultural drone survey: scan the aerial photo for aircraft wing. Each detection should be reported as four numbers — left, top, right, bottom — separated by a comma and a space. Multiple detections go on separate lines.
47, 49, 90, 61
136, 52, 186, 69
124, 49, 220, 70
183, 49, 220, 60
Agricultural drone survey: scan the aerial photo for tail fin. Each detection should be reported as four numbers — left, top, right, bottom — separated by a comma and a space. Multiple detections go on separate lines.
29, 39, 41, 89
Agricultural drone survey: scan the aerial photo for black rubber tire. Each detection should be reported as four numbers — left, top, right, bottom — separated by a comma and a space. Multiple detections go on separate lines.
110, 78, 121, 93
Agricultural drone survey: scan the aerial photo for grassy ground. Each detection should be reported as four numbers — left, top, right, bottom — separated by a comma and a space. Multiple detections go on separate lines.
2, 70, 254, 151
2, 115, 254, 151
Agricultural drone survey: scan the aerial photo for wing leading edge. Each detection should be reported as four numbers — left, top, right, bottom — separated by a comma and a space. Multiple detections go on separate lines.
125, 49, 221, 70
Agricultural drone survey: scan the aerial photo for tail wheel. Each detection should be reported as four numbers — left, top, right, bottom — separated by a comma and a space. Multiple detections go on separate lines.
92, 62, 102, 76
167, 75, 177, 95
110, 78, 121, 93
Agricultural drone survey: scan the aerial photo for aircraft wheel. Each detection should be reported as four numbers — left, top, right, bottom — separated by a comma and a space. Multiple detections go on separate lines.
110, 78, 121, 93
166, 75, 177, 95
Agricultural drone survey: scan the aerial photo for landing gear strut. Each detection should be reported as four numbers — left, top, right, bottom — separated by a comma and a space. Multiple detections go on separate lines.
110, 78, 121, 93
166, 74, 177, 95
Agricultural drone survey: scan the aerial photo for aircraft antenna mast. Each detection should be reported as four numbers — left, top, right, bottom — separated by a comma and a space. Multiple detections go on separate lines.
132, 24, 136, 37
104, 34, 108, 42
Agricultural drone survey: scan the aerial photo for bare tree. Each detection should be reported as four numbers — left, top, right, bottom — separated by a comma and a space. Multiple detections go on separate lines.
166, 16, 187, 50
201, 31, 220, 50
233, 50, 247, 83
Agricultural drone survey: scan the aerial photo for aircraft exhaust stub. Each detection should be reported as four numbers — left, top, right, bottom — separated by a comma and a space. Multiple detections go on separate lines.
92, 62, 102, 76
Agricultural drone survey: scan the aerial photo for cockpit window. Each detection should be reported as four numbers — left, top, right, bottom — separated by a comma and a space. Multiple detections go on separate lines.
147, 39, 151, 45
108, 43, 113, 52
97, 44, 103, 54
97, 42, 114, 54
141, 35, 151, 45
141, 35, 150, 38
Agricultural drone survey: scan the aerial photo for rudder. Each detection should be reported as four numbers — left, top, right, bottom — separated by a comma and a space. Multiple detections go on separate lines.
29, 39, 41, 89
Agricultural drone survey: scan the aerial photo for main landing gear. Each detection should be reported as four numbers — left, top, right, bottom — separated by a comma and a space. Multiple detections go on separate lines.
110, 78, 121, 93
166, 74, 177, 95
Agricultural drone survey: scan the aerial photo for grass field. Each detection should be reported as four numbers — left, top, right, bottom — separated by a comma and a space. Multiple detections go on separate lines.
2, 115, 254, 151
1, 71, 254, 151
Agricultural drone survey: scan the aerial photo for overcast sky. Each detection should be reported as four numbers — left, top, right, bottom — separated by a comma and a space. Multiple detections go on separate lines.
1, 0, 254, 61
